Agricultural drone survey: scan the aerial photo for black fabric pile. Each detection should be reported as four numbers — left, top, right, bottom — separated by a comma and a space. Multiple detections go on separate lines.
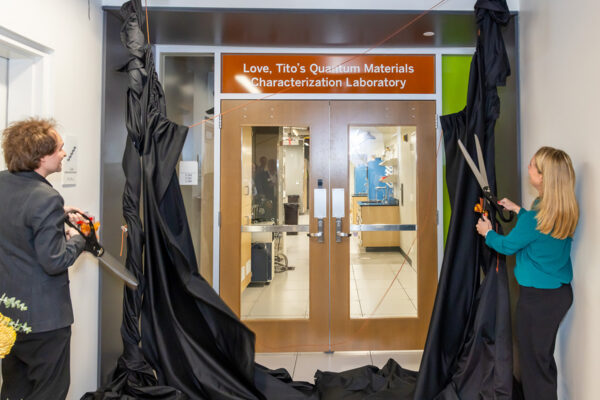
84, 0, 514, 399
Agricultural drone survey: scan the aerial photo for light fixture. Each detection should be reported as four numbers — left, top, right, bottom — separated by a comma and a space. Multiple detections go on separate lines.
423, 31, 435, 37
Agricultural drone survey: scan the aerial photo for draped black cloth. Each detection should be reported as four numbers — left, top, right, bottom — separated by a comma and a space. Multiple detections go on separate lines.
83, 1, 266, 398
85, 0, 517, 399
81, 3, 413, 397
414, 1, 513, 399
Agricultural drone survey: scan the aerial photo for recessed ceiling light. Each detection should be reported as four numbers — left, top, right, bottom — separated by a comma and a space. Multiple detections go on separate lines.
423, 31, 435, 37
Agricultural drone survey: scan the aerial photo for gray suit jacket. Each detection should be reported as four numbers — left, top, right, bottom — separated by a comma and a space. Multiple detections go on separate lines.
0, 170, 86, 332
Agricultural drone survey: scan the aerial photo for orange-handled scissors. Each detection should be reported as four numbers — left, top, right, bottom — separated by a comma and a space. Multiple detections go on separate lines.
457, 136, 515, 223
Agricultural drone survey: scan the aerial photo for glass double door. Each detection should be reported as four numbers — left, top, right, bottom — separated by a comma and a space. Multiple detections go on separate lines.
220, 100, 437, 352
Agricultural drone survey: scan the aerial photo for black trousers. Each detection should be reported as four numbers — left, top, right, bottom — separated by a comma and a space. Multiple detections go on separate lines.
516, 284, 572, 400
1, 326, 71, 400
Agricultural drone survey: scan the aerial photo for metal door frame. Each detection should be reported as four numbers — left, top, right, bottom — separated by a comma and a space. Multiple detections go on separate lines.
157, 45, 477, 292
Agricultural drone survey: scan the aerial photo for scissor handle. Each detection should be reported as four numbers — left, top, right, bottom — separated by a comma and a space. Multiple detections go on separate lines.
493, 203, 516, 223
64, 211, 104, 257
482, 189, 515, 223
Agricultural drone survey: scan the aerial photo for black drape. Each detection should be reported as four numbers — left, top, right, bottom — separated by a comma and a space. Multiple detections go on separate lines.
85, 1, 517, 399
84, 2, 321, 399
414, 1, 513, 399
84, 1, 265, 398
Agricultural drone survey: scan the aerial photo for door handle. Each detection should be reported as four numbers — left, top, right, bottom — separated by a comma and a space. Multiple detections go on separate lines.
307, 219, 325, 243
335, 218, 352, 242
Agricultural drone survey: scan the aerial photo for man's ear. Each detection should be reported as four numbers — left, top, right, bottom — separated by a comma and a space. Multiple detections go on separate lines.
37, 154, 49, 169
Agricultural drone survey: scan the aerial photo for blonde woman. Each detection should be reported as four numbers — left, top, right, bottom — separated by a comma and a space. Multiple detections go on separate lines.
476, 147, 578, 400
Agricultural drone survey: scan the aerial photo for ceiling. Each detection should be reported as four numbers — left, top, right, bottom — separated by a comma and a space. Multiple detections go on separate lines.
104, 8, 516, 48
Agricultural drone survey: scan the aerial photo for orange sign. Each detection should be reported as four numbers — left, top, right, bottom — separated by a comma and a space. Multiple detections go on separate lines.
222, 54, 435, 94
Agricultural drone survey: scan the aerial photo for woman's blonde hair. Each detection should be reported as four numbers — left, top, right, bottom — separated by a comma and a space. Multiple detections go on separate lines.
532, 147, 579, 239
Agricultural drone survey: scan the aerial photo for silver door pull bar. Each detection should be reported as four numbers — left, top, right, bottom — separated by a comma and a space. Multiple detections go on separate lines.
350, 224, 417, 232
241, 225, 310, 233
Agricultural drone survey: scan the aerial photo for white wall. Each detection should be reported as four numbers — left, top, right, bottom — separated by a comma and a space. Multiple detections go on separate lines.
519, 1, 600, 399
398, 127, 417, 259
0, 0, 103, 398
283, 145, 304, 197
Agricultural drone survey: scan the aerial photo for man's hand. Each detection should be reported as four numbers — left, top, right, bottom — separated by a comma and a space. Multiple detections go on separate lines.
65, 227, 80, 240
497, 198, 521, 214
64, 206, 85, 224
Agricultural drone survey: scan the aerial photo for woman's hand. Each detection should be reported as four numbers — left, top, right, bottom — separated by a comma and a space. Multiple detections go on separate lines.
497, 198, 521, 214
476, 215, 493, 237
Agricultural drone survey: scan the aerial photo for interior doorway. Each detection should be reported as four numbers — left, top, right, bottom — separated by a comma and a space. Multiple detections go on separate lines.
220, 100, 437, 352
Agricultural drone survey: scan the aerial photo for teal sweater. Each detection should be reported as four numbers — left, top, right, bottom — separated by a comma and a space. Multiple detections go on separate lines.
485, 205, 573, 289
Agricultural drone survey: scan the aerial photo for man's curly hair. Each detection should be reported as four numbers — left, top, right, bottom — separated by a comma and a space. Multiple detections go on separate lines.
2, 118, 58, 172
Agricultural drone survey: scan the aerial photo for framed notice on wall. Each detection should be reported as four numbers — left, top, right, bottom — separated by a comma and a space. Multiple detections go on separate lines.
62, 135, 78, 186
222, 54, 435, 94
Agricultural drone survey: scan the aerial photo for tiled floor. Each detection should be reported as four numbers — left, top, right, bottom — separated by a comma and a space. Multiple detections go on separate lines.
242, 214, 418, 319
255, 350, 423, 384
242, 215, 311, 319
350, 235, 418, 318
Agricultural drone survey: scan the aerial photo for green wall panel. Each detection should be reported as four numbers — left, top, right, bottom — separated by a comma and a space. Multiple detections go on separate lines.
441, 55, 472, 244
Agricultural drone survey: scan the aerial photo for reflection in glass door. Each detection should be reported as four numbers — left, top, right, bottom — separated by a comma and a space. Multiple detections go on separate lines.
241, 126, 311, 320
348, 125, 418, 319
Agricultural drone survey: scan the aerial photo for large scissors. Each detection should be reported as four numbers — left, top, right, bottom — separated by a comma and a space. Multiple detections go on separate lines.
457, 135, 515, 223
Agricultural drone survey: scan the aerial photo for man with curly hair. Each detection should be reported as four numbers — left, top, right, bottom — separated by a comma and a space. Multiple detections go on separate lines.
0, 118, 86, 400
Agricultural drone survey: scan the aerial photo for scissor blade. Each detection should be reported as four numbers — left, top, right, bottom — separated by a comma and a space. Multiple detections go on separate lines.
98, 252, 138, 289
457, 139, 489, 190
474, 136, 489, 188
